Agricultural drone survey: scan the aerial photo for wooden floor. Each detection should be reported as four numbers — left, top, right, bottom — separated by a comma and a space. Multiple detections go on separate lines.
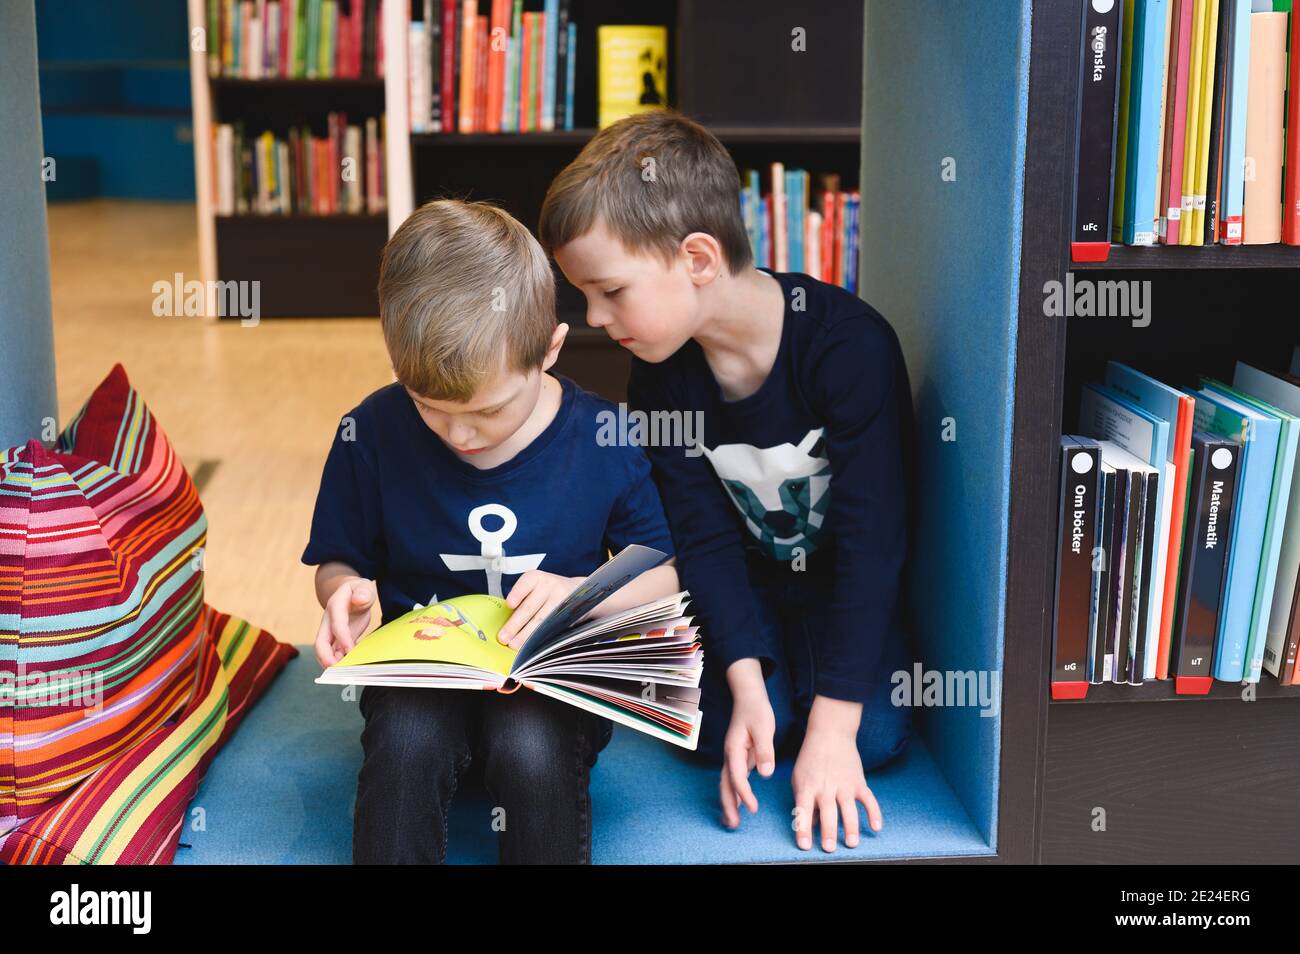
48, 199, 392, 645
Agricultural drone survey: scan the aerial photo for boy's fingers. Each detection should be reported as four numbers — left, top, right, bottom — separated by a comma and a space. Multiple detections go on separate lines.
724, 744, 758, 815
793, 787, 815, 850
505, 573, 536, 610
314, 614, 335, 668
754, 732, 776, 777
839, 793, 861, 848
507, 591, 562, 649
350, 581, 373, 607
858, 783, 883, 832
719, 771, 740, 829
328, 596, 354, 654
500, 586, 547, 644
817, 794, 839, 852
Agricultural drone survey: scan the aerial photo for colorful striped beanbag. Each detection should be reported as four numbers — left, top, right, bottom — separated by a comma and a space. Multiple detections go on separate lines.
0, 363, 296, 863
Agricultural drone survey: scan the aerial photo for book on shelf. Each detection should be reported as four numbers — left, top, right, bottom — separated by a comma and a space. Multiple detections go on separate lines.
1169, 431, 1239, 691
738, 165, 859, 293
212, 112, 387, 215
409, 0, 579, 134
1070, 0, 1300, 258
597, 24, 667, 130
316, 545, 704, 749
207, 0, 386, 79
1052, 437, 1102, 699
1052, 353, 1300, 694
1079, 381, 1174, 681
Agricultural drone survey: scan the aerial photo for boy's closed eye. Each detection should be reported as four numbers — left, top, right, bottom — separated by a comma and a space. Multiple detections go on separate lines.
602, 287, 623, 298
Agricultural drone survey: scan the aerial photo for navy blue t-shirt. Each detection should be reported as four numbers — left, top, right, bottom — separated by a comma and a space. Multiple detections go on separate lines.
626, 270, 913, 703
302, 373, 675, 625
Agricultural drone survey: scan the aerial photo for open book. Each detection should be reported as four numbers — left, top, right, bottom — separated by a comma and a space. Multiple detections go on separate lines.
316, 545, 703, 749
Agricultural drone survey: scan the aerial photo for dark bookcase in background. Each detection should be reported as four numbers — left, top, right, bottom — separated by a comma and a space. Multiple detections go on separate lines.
1027, 0, 1300, 863
408, 0, 864, 398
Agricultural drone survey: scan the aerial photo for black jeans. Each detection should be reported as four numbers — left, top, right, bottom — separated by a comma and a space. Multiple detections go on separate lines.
352, 684, 609, 864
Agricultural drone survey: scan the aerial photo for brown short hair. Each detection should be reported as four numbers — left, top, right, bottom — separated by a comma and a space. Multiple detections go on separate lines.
538, 109, 752, 274
378, 199, 556, 402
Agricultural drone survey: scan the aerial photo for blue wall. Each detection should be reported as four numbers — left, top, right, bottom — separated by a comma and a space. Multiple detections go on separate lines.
1, 2, 59, 448
859, 0, 1032, 848
35, 0, 194, 200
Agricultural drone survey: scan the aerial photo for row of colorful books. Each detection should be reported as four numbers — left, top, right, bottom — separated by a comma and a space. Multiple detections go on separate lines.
205, 0, 387, 80
212, 113, 388, 215
1071, 0, 1300, 260
409, 0, 576, 134
1051, 349, 1300, 698
741, 167, 860, 293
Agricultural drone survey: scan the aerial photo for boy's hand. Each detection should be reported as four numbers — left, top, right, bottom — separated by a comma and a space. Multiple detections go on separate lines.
791, 697, 881, 852
497, 570, 582, 649
314, 578, 376, 668
719, 660, 777, 829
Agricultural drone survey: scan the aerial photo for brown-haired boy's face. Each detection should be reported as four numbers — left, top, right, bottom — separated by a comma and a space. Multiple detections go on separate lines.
404, 369, 540, 459
553, 218, 701, 364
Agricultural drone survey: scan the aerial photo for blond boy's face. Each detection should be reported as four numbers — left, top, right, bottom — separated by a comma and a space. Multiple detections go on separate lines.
404, 366, 543, 460
552, 219, 701, 364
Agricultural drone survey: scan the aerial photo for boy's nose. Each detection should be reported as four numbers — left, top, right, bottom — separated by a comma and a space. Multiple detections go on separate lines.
586, 307, 608, 329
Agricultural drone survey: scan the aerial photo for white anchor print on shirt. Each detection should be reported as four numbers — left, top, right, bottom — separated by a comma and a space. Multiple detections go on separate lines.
438, 503, 546, 597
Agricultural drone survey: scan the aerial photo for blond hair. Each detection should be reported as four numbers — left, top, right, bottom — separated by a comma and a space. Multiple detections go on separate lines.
379, 199, 556, 401
538, 109, 752, 274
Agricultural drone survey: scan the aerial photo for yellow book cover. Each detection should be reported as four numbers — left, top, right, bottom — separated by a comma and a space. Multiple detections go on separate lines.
1188, 0, 1220, 244
331, 594, 518, 678
1179, 0, 1209, 243
597, 25, 667, 129
1114, 0, 1138, 242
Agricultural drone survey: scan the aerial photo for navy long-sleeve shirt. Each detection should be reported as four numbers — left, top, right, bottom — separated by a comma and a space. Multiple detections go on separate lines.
626, 269, 912, 703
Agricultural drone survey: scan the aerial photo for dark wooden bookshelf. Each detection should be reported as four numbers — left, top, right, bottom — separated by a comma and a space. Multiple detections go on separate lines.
1024, 0, 1300, 865
1075, 243, 1300, 269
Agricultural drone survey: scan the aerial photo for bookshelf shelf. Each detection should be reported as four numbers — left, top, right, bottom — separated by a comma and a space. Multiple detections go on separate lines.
1050, 679, 1300, 704
209, 77, 385, 88
1075, 243, 1300, 269
410, 125, 861, 148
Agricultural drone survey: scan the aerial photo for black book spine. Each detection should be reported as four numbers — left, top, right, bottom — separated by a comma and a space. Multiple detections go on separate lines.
1107, 469, 1131, 682
1092, 467, 1117, 683
1130, 468, 1159, 685
554, 0, 570, 129
429, 0, 442, 128
1052, 439, 1101, 695
1203, 0, 1234, 243
1171, 434, 1239, 681
1071, 0, 1124, 248
1113, 468, 1139, 683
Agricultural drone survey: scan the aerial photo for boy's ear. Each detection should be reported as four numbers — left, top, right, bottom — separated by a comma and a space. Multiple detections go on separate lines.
540, 322, 570, 372
679, 232, 724, 286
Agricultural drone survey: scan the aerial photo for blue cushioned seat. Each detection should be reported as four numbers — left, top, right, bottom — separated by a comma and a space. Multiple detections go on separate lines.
173, 655, 993, 864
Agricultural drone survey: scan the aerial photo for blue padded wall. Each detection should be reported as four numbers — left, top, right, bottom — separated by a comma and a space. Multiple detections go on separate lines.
0, 2, 59, 449
859, 0, 1032, 848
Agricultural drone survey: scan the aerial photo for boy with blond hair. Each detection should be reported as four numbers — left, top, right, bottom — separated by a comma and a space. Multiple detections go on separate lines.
540, 110, 915, 853
303, 199, 678, 864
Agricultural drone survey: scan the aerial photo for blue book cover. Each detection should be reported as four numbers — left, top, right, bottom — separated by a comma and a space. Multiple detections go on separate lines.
1219, 0, 1252, 243
785, 170, 803, 273
1080, 381, 1172, 676
542, 0, 558, 131
1205, 376, 1299, 681
1188, 385, 1282, 680
759, 195, 770, 269
846, 196, 860, 293
564, 22, 576, 131
1123, 0, 1169, 245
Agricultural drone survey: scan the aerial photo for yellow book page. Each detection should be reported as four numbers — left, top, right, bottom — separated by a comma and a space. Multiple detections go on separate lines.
332, 594, 518, 677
